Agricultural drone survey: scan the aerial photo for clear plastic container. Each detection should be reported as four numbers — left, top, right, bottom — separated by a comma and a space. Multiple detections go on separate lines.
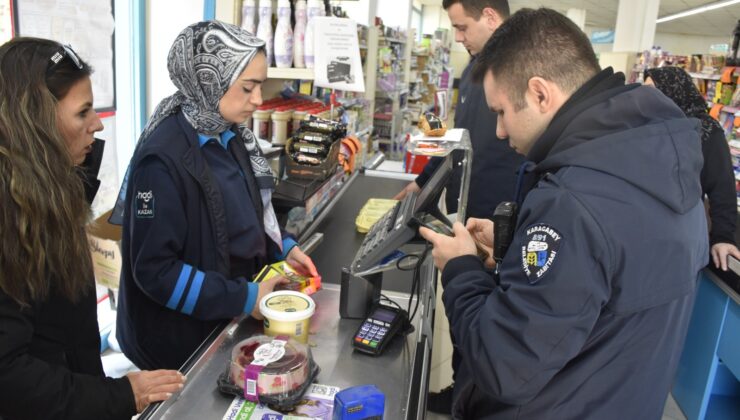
222, 335, 319, 410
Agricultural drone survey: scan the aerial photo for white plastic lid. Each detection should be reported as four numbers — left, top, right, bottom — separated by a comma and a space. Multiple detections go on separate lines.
278, 0, 290, 7
259, 291, 316, 322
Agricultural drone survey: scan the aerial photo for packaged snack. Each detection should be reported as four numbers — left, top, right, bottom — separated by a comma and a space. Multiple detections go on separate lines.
418, 111, 447, 137
294, 130, 334, 145
291, 141, 328, 156
299, 115, 347, 138
218, 335, 319, 411
291, 153, 323, 166
253, 261, 322, 295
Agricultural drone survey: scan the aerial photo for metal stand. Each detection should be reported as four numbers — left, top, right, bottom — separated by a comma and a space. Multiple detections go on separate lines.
339, 267, 382, 319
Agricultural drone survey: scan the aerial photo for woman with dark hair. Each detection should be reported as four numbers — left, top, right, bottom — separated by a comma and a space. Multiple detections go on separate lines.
113, 21, 317, 370
0, 38, 184, 420
645, 66, 740, 271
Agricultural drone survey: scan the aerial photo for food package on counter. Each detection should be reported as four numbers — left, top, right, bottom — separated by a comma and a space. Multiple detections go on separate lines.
299, 115, 347, 138
217, 335, 320, 411
418, 111, 447, 137
253, 261, 322, 296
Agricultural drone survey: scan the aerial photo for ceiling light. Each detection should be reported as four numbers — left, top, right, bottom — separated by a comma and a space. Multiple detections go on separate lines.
657, 0, 740, 23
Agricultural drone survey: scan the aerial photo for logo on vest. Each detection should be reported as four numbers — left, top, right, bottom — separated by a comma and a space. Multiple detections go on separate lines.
135, 190, 154, 218
520, 223, 562, 284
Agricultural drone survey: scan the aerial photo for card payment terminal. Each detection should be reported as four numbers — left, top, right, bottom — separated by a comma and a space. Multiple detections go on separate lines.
352, 304, 407, 355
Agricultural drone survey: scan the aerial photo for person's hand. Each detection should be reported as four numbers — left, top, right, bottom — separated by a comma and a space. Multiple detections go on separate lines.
126, 370, 186, 413
286, 246, 319, 277
393, 181, 420, 200
466, 218, 496, 269
419, 222, 477, 271
251, 275, 290, 320
711, 243, 740, 271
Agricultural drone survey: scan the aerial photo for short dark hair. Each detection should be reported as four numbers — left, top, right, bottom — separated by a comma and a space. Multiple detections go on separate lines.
442, 0, 510, 19
472, 8, 600, 110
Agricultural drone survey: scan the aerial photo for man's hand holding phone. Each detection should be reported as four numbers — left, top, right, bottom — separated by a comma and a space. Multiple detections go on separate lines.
466, 218, 496, 269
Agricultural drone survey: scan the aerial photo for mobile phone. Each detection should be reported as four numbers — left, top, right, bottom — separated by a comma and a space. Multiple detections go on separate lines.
412, 216, 453, 236
413, 215, 491, 261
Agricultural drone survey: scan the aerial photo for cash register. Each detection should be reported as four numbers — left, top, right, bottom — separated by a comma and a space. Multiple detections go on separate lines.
351, 153, 454, 273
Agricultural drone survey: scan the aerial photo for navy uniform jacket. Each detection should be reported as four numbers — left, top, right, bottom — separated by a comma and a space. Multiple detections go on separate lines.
442, 71, 709, 419
416, 56, 524, 218
116, 112, 286, 370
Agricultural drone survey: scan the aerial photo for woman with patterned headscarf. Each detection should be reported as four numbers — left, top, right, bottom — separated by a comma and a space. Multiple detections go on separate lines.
114, 21, 318, 370
645, 66, 740, 271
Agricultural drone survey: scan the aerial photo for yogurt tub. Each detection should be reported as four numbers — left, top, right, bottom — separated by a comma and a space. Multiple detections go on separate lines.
259, 290, 316, 344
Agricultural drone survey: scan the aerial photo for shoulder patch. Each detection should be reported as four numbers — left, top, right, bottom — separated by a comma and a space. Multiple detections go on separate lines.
520, 223, 562, 284
135, 190, 155, 218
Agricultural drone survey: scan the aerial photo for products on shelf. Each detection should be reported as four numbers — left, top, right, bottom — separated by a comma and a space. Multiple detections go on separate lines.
241, 0, 256, 34
304, 0, 322, 69
274, 0, 294, 68
293, 0, 307, 68
256, 0, 274, 66
286, 116, 347, 180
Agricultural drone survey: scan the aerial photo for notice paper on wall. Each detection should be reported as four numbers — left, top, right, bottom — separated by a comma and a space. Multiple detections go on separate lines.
312, 17, 365, 93
0, 1, 13, 45
16, 0, 115, 110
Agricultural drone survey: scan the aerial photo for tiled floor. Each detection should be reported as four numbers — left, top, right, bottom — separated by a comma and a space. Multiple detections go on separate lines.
426, 277, 688, 420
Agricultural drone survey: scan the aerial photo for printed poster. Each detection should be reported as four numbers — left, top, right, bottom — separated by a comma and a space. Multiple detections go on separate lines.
312, 17, 365, 93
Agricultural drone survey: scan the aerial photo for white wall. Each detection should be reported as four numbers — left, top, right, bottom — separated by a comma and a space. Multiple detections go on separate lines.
377, 0, 411, 29
654, 32, 729, 55
336, 0, 371, 26
146, 0, 204, 116
585, 24, 727, 57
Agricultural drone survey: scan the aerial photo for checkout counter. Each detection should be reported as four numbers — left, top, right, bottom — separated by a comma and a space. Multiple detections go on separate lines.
140, 172, 438, 419
672, 255, 740, 419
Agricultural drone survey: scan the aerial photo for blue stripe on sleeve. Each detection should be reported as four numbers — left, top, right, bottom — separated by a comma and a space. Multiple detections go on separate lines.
243, 282, 260, 315
181, 270, 205, 315
166, 264, 192, 310
281, 237, 299, 260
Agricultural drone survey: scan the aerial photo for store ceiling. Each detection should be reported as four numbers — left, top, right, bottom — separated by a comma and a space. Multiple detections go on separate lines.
418, 0, 740, 36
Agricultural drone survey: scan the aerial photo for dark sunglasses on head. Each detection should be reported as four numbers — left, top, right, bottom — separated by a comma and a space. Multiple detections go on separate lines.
46, 44, 83, 76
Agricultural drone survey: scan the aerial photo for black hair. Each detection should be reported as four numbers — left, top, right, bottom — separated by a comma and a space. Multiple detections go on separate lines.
472, 8, 600, 110
442, 0, 510, 19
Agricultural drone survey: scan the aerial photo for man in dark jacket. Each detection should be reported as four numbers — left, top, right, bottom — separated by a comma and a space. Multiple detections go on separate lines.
420, 8, 709, 419
396, 1, 524, 411
395, 0, 523, 219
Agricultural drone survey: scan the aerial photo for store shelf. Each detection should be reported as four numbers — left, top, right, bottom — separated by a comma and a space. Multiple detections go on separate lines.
380, 36, 405, 43
690, 72, 721, 81
267, 67, 314, 80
